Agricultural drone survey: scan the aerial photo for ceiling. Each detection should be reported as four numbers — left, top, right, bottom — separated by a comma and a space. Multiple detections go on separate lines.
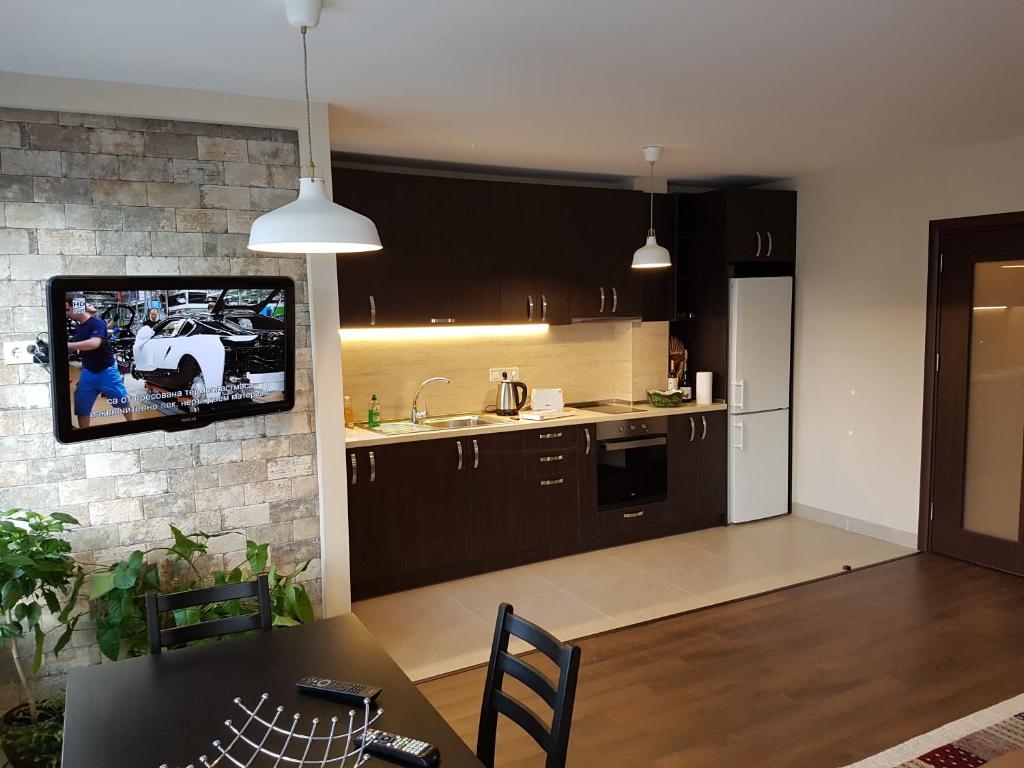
2, 0, 1024, 183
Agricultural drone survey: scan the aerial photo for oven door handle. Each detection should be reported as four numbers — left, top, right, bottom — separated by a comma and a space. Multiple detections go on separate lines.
600, 437, 667, 451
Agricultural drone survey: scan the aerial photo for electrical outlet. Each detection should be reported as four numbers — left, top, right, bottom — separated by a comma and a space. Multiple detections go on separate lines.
488, 367, 520, 382
3, 340, 39, 365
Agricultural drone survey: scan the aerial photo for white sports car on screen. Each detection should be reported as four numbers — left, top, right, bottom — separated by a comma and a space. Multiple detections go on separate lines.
131, 315, 285, 400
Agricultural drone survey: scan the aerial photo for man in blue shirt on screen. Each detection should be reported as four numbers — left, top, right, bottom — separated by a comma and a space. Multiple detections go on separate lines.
65, 299, 135, 429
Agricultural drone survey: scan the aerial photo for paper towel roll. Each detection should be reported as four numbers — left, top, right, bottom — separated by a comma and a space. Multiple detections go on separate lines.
696, 371, 713, 405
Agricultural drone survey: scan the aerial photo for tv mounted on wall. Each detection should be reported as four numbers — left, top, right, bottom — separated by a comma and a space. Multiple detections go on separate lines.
46, 276, 296, 444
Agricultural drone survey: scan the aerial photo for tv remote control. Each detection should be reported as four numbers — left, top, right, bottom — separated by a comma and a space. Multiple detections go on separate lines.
295, 676, 382, 706
357, 728, 440, 767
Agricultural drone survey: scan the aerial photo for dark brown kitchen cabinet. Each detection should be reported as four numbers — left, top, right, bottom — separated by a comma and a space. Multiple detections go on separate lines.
468, 432, 527, 561
405, 437, 471, 572
334, 168, 383, 328
578, 424, 599, 538
668, 411, 728, 530
523, 469, 580, 550
721, 189, 796, 263
346, 446, 409, 583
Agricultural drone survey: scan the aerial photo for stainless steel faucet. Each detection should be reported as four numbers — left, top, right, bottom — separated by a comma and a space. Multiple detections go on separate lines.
411, 376, 450, 424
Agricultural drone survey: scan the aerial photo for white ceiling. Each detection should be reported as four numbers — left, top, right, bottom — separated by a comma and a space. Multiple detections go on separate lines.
2, 0, 1024, 183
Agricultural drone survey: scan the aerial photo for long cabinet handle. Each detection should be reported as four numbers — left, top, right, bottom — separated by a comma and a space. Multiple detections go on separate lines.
584, 427, 591, 455
701, 415, 708, 441
527, 294, 534, 322
369, 295, 376, 327
766, 230, 773, 259
733, 379, 745, 410
599, 286, 606, 313
430, 318, 454, 324
472, 438, 479, 469
539, 454, 564, 463
540, 478, 565, 486
733, 421, 745, 450
541, 294, 548, 322
350, 453, 357, 485
457, 440, 463, 471
538, 432, 562, 440
611, 286, 618, 313
689, 416, 695, 442
623, 510, 645, 519
755, 231, 762, 258
369, 451, 376, 483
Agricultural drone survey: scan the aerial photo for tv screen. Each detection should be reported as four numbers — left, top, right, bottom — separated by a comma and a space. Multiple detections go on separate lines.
46, 276, 295, 444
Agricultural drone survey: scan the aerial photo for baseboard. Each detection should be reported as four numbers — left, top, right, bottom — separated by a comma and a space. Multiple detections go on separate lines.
791, 503, 918, 549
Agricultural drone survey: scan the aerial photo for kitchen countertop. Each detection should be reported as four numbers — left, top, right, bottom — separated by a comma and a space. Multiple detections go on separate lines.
344, 401, 728, 447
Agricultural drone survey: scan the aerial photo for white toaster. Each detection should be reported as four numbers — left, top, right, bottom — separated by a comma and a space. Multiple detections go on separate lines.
531, 387, 564, 412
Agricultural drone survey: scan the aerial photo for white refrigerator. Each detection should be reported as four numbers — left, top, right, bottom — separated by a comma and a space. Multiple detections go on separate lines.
728, 276, 793, 524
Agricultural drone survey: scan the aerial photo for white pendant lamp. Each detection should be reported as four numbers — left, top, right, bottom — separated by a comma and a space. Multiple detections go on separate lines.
248, 0, 381, 255
631, 145, 672, 269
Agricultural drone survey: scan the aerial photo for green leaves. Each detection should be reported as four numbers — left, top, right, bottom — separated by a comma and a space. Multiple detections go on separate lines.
111, 551, 144, 590
246, 540, 269, 575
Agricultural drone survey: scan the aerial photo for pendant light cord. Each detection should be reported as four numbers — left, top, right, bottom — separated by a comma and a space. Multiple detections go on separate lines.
648, 160, 655, 235
301, 27, 314, 177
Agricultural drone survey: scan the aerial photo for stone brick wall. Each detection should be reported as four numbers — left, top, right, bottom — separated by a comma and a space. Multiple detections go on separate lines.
0, 107, 321, 708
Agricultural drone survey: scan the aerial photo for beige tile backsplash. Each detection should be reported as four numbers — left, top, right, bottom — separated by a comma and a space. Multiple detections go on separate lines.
341, 321, 669, 421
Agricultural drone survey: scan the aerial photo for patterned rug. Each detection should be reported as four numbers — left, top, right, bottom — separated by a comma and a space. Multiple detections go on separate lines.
842, 694, 1024, 768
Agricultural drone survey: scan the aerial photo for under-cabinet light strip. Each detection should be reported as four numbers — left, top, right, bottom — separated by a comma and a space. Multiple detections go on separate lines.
338, 324, 550, 342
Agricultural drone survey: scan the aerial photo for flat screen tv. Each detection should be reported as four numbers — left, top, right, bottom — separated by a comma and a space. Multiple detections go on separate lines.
46, 276, 295, 444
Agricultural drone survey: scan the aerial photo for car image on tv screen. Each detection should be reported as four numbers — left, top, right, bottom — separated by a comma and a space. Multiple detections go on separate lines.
61, 285, 288, 430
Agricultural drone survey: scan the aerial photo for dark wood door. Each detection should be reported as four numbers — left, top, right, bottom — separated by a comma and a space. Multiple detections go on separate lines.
334, 168, 381, 328
930, 223, 1024, 574
497, 183, 546, 325
468, 432, 526, 561
639, 193, 677, 321
758, 190, 797, 262
566, 186, 611, 320
530, 183, 571, 325
442, 176, 502, 325
347, 446, 409, 584
522, 470, 580, 550
723, 189, 762, 263
604, 189, 646, 318
668, 411, 727, 530
405, 437, 470, 572
578, 424, 599, 538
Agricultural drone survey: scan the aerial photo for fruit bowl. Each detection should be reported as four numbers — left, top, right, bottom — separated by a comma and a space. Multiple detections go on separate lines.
646, 389, 685, 407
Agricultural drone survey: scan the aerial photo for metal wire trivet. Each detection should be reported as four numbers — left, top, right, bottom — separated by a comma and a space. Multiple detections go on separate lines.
160, 693, 384, 768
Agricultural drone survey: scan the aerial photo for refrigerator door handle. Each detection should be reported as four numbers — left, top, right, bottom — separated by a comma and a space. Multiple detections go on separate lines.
732, 420, 745, 450
733, 379, 745, 410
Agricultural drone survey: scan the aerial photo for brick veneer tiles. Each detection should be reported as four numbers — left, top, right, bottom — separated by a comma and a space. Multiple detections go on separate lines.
0, 107, 321, 708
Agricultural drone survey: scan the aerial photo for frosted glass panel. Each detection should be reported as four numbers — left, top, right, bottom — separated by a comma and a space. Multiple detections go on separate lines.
962, 260, 1024, 541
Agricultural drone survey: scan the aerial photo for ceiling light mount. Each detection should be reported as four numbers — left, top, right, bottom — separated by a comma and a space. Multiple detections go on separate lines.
632, 145, 672, 270
284, 0, 322, 31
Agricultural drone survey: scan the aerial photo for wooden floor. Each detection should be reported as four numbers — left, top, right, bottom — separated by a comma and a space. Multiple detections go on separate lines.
418, 553, 1024, 767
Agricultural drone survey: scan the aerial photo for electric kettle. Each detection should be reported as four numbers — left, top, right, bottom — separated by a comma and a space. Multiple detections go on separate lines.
496, 372, 528, 416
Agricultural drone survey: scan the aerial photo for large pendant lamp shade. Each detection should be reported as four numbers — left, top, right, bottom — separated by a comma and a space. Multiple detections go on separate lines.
631, 145, 671, 269
247, 0, 381, 255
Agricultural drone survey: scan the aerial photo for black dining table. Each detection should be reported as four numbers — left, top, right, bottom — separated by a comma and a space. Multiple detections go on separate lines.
63, 614, 484, 768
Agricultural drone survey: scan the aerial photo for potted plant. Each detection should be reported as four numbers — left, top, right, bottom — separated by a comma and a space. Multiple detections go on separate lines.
0, 508, 84, 768
89, 525, 314, 661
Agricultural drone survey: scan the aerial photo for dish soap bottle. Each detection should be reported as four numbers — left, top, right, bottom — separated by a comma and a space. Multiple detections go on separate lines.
343, 395, 354, 428
368, 394, 381, 428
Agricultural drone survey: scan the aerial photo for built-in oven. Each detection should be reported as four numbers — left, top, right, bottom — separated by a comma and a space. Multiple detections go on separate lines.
595, 417, 668, 510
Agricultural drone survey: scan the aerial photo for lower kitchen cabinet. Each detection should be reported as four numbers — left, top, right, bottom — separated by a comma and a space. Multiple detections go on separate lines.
522, 464, 579, 551
405, 437, 471, 572
346, 446, 410, 583
668, 411, 728, 529
468, 432, 527, 561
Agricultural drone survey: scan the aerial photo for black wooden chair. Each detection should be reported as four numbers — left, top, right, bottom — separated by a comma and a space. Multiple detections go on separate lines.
477, 602, 582, 768
145, 574, 272, 654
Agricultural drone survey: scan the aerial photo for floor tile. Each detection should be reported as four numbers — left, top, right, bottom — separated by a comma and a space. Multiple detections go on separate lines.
473, 591, 621, 644
441, 565, 561, 614
526, 549, 646, 590
568, 572, 710, 626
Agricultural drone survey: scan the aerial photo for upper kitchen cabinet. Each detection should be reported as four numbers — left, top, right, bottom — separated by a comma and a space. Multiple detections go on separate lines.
334, 168, 383, 328
721, 189, 797, 264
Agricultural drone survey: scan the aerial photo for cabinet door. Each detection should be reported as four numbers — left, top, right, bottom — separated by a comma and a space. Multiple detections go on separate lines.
530, 183, 571, 326
523, 471, 580, 550
605, 189, 646, 318
578, 424, 599, 539
405, 437, 470, 571
498, 183, 542, 325
334, 168, 381, 328
668, 412, 727, 529
444, 176, 502, 325
758, 190, 797, 262
347, 446, 409, 584
468, 432, 527, 561
565, 186, 612, 320
639, 193, 676, 321
723, 189, 763, 263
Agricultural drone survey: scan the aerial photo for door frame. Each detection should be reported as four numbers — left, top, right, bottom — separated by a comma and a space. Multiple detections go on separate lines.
918, 209, 1024, 551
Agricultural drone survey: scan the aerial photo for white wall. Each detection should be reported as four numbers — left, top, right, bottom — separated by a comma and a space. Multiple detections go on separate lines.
792, 133, 1024, 540
0, 70, 354, 616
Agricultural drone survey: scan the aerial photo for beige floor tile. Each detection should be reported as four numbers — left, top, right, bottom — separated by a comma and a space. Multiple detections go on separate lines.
441, 565, 561, 614
603, 534, 715, 573
527, 549, 647, 589
474, 591, 621, 644
568, 572, 710, 626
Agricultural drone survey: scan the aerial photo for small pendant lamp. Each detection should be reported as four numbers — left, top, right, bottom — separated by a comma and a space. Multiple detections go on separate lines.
631, 145, 671, 269
248, 0, 382, 254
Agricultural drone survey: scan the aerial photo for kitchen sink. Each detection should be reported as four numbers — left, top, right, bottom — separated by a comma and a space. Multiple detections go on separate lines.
369, 421, 437, 436
422, 414, 506, 430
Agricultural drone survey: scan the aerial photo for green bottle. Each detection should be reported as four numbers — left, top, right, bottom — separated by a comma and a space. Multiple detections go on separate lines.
368, 394, 381, 428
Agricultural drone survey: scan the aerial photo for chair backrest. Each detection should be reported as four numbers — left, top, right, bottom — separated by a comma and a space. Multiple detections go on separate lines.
477, 602, 582, 768
145, 574, 272, 654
